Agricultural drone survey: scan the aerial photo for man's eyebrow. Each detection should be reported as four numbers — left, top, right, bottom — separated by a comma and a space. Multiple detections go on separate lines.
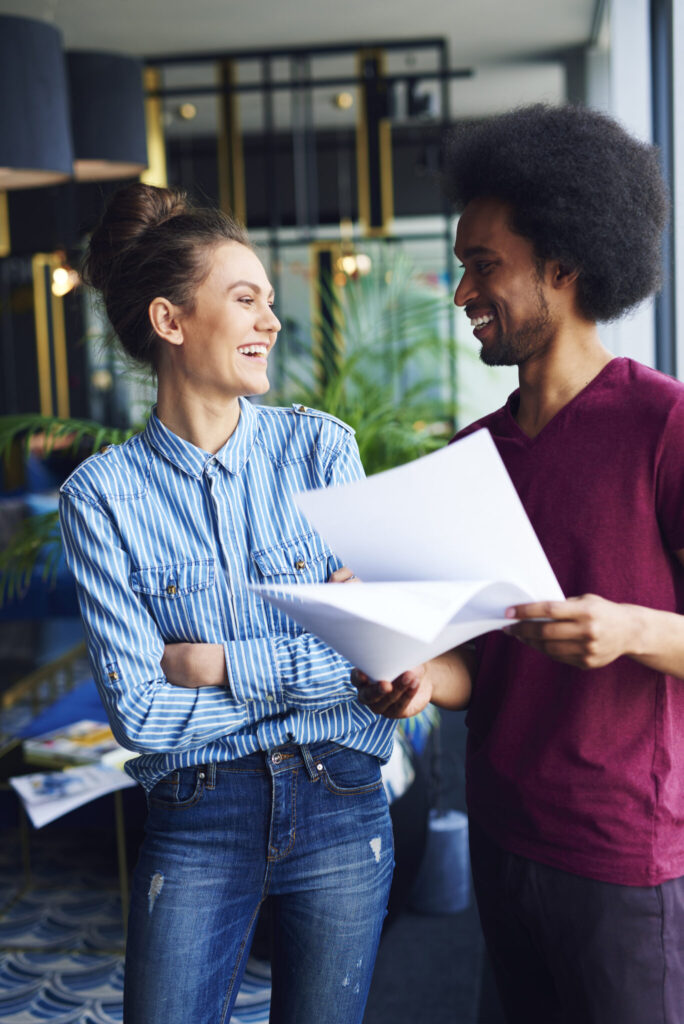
454, 245, 499, 259
228, 279, 275, 300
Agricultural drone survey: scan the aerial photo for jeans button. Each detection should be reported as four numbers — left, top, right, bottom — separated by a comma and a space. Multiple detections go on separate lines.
272, 752, 283, 765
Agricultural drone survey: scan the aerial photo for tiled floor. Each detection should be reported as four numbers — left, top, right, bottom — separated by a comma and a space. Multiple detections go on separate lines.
0, 831, 272, 1023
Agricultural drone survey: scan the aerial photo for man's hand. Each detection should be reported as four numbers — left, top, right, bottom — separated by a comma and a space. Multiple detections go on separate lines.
504, 595, 635, 670
351, 647, 474, 719
351, 665, 433, 719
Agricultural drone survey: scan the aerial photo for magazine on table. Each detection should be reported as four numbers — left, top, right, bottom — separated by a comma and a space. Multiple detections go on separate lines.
22, 718, 125, 765
10, 760, 137, 828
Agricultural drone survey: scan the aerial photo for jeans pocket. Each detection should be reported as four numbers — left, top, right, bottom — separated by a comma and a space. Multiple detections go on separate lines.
321, 748, 383, 796
148, 767, 206, 809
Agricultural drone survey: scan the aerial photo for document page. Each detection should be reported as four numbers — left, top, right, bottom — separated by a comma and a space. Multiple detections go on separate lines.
252, 429, 563, 680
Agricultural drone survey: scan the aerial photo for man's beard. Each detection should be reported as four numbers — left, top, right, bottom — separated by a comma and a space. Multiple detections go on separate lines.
480, 286, 553, 367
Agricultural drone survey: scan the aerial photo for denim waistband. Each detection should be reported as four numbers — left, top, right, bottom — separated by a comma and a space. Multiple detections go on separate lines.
213, 741, 344, 780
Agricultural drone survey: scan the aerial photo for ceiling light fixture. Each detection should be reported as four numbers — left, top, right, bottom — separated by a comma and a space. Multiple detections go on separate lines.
0, 14, 74, 189
67, 51, 148, 181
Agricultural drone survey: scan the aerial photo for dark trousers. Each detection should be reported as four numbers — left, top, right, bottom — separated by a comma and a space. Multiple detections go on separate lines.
470, 818, 684, 1024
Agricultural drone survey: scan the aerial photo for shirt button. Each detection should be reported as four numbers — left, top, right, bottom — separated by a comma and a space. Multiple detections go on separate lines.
295, 559, 306, 570
272, 752, 283, 765
297, 405, 307, 413
166, 584, 177, 595
108, 671, 119, 681
265, 694, 274, 702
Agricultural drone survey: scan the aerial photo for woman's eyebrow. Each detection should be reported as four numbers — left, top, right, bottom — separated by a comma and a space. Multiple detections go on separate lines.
227, 280, 275, 300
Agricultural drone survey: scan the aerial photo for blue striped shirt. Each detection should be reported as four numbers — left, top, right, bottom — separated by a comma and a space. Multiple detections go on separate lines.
59, 398, 395, 790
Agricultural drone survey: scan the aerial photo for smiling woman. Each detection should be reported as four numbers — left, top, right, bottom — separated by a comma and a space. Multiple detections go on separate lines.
59, 183, 395, 1024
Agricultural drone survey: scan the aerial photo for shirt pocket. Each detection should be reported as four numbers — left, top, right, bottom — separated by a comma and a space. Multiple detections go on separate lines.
252, 532, 332, 586
252, 533, 332, 637
129, 559, 215, 638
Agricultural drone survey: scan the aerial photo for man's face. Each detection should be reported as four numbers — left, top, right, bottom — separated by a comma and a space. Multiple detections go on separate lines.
454, 197, 555, 367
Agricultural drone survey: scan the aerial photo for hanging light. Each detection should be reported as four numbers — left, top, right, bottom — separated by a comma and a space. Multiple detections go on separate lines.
67, 51, 148, 181
0, 14, 74, 189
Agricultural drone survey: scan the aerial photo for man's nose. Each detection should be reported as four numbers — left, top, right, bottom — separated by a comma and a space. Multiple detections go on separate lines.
454, 270, 476, 308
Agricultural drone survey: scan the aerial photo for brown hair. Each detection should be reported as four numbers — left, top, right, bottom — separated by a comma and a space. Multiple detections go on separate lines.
82, 183, 250, 367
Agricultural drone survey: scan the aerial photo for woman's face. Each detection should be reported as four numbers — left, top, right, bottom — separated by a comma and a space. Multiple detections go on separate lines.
164, 241, 281, 401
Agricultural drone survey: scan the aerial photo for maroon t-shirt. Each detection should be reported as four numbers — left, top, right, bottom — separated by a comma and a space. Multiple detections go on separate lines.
456, 357, 684, 885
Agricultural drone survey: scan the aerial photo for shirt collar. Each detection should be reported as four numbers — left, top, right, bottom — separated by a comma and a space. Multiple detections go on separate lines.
143, 397, 259, 479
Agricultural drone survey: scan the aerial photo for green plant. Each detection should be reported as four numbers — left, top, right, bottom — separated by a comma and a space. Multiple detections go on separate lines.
0, 415, 136, 603
271, 246, 459, 474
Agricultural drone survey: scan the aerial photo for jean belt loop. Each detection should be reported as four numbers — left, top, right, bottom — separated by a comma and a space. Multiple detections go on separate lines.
299, 743, 322, 781
204, 763, 216, 789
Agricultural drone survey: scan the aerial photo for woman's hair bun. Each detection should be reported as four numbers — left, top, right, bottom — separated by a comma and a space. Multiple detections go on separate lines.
80, 181, 250, 369
82, 183, 190, 293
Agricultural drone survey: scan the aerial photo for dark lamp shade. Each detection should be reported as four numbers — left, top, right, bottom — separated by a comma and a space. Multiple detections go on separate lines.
0, 14, 74, 189
67, 51, 148, 181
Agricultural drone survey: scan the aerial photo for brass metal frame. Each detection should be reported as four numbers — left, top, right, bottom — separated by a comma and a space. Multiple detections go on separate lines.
355, 48, 394, 236
217, 60, 247, 223
309, 241, 347, 385
141, 67, 168, 187
0, 191, 9, 257
30, 253, 70, 419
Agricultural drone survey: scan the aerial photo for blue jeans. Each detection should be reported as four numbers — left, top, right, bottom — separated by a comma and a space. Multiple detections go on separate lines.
124, 742, 394, 1024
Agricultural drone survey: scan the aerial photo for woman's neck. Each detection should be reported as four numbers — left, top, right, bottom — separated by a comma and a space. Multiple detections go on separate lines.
156, 380, 241, 454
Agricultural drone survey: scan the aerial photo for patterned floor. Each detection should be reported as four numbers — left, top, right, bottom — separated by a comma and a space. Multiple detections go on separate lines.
0, 832, 271, 1024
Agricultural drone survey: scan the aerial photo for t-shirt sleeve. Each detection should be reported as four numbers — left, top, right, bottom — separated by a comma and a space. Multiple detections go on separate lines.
656, 397, 684, 552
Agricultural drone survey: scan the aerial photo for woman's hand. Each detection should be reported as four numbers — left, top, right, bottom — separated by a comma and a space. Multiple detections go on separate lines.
328, 565, 359, 583
162, 643, 228, 688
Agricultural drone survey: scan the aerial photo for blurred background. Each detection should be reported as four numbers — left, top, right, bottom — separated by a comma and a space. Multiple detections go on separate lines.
0, 1, 681, 1021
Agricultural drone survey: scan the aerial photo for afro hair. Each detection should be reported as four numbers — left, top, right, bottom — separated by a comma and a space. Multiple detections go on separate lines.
444, 104, 669, 322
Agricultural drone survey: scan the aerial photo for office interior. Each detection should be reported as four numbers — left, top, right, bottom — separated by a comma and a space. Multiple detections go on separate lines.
0, 1, 682, 1021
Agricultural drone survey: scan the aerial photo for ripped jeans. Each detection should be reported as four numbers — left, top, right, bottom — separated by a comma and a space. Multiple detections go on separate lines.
123, 742, 394, 1024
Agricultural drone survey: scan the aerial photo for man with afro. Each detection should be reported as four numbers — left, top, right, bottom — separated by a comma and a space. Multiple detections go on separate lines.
354, 104, 684, 1023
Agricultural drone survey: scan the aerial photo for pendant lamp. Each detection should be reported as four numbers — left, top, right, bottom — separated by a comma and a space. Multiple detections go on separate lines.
0, 14, 74, 189
67, 51, 148, 180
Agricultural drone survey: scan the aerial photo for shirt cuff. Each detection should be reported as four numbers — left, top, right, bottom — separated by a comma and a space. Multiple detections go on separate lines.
223, 638, 283, 704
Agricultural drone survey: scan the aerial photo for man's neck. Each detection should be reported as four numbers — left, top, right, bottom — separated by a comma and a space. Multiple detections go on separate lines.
515, 324, 613, 438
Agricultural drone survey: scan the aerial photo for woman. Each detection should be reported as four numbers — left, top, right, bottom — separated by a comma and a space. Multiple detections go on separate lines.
59, 182, 395, 1024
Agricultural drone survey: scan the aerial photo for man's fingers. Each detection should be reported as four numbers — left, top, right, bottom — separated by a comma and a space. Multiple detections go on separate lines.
351, 669, 419, 714
505, 597, 588, 622
507, 620, 590, 642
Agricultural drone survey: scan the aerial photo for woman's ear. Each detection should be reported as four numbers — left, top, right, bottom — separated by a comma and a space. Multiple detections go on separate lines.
148, 297, 184, 347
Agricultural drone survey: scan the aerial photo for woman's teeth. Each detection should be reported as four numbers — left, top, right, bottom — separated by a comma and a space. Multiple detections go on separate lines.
240, 345, 267, 357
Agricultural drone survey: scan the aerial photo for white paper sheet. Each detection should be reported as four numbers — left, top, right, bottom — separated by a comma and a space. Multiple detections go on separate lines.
252, 429, 563, 680
10, 764, 137, 828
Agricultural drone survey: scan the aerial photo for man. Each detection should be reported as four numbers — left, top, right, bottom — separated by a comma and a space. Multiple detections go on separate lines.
354, 104, 684, 1023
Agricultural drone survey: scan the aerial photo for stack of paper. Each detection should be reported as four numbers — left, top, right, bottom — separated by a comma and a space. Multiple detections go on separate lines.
252, 429, 563, 680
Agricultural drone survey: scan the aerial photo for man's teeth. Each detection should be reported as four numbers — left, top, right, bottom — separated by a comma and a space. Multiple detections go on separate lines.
470, 314, 495, 328
240, 345, 267, 355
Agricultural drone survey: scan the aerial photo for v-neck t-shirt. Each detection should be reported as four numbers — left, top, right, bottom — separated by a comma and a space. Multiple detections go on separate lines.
455, 357, 684, 885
